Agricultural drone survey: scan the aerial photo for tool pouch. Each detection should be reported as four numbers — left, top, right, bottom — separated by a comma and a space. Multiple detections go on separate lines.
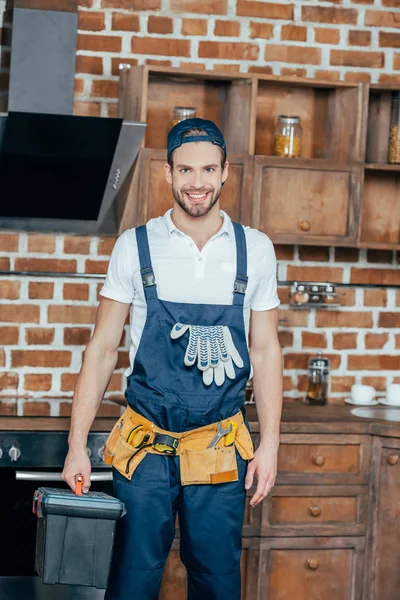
180, 444, 238, 486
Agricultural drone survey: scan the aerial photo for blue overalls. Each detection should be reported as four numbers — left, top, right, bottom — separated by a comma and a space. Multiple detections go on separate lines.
105, 221, 252, 600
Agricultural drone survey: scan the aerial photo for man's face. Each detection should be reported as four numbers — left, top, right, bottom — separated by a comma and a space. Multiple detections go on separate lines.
164, 142, 228, 218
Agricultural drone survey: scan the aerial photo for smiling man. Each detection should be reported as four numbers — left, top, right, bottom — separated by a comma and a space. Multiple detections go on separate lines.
62, 118, 283, 600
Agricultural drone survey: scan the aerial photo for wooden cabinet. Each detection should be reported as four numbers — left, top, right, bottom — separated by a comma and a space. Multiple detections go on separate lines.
367, 437, 400, 599
259, 537, 365, 600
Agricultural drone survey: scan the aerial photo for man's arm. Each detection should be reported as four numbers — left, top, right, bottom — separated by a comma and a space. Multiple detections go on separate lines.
62, 296, 130, 492
245, 307, 283, 506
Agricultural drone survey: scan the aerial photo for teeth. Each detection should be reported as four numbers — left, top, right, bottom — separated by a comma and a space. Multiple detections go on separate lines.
187, 193, 207, 199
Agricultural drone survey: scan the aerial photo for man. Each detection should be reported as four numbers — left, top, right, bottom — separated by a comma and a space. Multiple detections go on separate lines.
62, 118, 283, 599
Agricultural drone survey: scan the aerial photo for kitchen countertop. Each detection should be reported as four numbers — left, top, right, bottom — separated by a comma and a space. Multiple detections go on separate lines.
1, 403, 400, 438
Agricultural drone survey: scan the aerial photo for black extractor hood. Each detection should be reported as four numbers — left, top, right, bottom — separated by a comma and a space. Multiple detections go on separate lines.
0, 0, 146, 234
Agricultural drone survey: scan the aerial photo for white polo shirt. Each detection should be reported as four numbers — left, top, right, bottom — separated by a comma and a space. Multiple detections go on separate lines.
99, 209, 280, 379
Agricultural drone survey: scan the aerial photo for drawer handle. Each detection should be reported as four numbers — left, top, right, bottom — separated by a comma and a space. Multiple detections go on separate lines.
313, 455, 325, 466
299, 220, 311, 232
309, 505, 321, 517
306, 558, 319, 570
387, 454, 399, 466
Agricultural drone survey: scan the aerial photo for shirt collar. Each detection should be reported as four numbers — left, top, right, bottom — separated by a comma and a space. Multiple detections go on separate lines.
163, 208, 232, 238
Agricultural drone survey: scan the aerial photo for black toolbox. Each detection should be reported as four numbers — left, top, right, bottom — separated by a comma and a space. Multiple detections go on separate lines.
32, 485, 126, 589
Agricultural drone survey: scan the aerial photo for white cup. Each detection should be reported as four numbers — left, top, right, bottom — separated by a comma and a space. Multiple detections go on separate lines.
351, 384, 375, 404
387, 384, 400, 405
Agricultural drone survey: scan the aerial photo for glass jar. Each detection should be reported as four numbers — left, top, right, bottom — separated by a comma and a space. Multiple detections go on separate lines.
388, 92, 400, 164
273, 115, 302, 158
171, 106, 197, 128
304, 351, 330, 406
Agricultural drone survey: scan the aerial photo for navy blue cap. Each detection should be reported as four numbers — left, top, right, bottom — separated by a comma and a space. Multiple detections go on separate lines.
167, 118, 226, 161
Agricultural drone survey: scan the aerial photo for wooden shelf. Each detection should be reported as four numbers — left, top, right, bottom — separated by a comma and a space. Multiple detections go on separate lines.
365, 163, 400, 172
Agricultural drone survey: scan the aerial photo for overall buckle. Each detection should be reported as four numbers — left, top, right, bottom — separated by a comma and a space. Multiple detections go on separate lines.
141, 268, 156, 287
234, 275, 248, 295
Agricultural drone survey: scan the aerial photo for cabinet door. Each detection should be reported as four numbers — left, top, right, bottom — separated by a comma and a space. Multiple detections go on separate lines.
252, 157, 362, 246
259, 537, 364, 600
134, 148, 253, 226
369, 437, 400, 600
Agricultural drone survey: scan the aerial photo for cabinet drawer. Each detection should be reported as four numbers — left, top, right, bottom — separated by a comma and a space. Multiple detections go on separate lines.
262, 485, 368, 537
275, 434, 371, 485
259, 537, 364, 600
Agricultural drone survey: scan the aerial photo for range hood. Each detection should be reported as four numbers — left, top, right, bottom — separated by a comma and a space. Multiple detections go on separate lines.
0, 0, 145, 234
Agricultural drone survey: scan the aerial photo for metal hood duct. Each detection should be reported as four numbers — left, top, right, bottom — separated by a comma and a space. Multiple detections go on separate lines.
0, 0, 145, 234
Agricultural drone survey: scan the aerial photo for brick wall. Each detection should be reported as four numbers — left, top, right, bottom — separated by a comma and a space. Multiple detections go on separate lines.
0, 1, 400, 416
1, 233, 400, 416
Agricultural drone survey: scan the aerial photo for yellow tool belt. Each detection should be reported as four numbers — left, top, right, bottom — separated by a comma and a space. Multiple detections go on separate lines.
104, 405, 254, 486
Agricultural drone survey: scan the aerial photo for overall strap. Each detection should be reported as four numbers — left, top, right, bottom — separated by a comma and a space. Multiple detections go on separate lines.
232, 222, 248, 306
135, 225, 158, 302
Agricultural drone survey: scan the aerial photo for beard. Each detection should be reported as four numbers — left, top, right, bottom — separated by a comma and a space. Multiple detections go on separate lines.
172, 184, 222, 218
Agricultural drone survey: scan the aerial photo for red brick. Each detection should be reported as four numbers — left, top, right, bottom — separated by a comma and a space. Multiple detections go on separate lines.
77, 34, 121, 53
278, 309, 308, 327
361, 376, 386, 391
144, 59, 173, 67
302, 6, 357, 24
116, 351, 130, 369
75, 55, 103, 75
283, 375, 294, 391
182, 19, 207, 36
365, 333, 389, 350
379, 74, 400, 85
331, 376, 355, 393
212, 64, 240, 73
0, 348, 4, 366
378, 313, 400, 328
111, 13, 140, 32
237, 0, 293, 19
63, 236, 91, 254
265, 44, 321, 65
316, 311, 372, 328
250, 21, 274, 39
0, 400, 17, 416
0, 281, 20, 300
285, 353, 341, 370
315, 27, 340, 45
111, 58, 138, 76
278, 330, 293, 348
315, 70, 341, 81
379, 32, 400, 48
351, 0, 373, 3
298, 246, 329, 261
0, 305, 40, 323
12, 350, 71, 368
281, 25, 307, 42
199, 41, 258, 60
396, 290, 400, 306
132, 37, 190, 57
396, 334, 400, 350
382, 0, 400, 5
275, 245, 295, 260
23, 401, 51, 417
26, 328, 55, 345
92, 80, 119, 99
348, 30, 371, 46
333, 332, 358, 350
74, 101, 101, 117
48, 305, 97, 324
365, 10, 400, 28
148, 16, 173, 34
281, 68, 307, 78
78, 10, 105, 31
74, 78, 85, 96
348, 355, 400, 371
102, 0, 160, 8
351, 268, 400, 285
337, 289, 356, 307
171, 0, 227, 13
0, 233, 19, 252
302, 332, 327, 348
331, 50, 384, 68
287, 266, 343, 282
344, 72, 371, 83
85, 260, 109, 274
27, 234, 56, 253
278, 287, 290, 304
395, 53, 400, 70
15, 258, 77, 272
367, 249, 393, 263
0, 326, 19, 344
0, 372, 18, 390
364, 289, 387, 307
0, 258, 10, 270
63, 283, 89, 301
60, 373, 78, 392
64, 327, 93, 345
28, 282, 54, 300
214, 20, 241, 37
248, 66, 273, 74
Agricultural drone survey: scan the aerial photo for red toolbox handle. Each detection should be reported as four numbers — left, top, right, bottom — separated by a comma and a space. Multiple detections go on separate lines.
75, 473, 84, 496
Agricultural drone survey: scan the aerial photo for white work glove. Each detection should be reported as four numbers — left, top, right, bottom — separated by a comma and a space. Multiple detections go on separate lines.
170, 323, 244, 386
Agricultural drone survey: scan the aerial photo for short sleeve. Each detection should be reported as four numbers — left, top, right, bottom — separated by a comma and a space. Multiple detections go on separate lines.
250, 236, 280, 311
99, 231, 135, 304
